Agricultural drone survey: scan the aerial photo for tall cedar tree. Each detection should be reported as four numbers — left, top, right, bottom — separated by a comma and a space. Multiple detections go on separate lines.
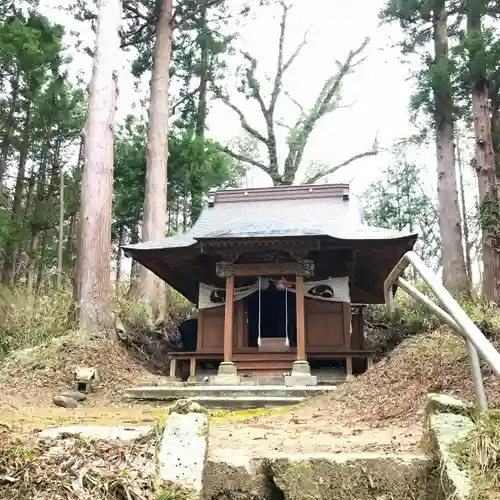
138, 0, 172, 322
381, 0, 469, 296
75, 0, 121, 336
466, 0, 500, 302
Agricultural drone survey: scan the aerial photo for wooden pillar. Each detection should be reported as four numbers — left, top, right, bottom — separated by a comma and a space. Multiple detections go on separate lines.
223, 274, 235, 362
295, 275, 306, 361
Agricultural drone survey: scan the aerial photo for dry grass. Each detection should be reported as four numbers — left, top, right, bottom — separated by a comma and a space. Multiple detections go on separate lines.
329, 328, 500, 425
453, 410, 500, 499
0, 286, 74, 357
0, 427, 158, 499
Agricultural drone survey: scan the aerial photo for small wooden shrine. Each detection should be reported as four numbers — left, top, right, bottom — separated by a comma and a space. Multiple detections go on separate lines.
123, 183, 417, 385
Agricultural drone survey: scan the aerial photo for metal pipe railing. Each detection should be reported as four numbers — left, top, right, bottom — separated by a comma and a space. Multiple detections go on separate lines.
397, 277, 488, 411
384, 251, 500, 411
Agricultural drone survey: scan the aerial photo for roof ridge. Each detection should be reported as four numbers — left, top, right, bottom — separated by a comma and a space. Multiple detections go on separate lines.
208, 184, 350, 206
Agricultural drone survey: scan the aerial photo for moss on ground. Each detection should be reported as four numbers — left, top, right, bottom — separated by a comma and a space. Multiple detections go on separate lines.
156, 485, 198, 500
210, 404, 299, 423
0, 403, 299, 433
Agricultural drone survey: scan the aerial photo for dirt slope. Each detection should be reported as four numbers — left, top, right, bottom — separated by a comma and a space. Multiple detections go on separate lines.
269, 327, 500, 428
0, 333, 153, 409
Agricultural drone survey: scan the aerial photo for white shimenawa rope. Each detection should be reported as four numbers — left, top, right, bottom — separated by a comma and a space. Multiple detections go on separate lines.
257, 277, 262, 347
284, 279, 290, 346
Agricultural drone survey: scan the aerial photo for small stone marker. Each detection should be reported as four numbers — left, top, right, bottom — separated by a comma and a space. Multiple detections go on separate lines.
53, 395, 78, 408
157, 399, 208, 499
61, 391, 87, 402
74, 367, 100, 393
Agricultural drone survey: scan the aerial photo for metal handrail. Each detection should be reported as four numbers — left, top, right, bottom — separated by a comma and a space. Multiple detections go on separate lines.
383, 251, 500, 412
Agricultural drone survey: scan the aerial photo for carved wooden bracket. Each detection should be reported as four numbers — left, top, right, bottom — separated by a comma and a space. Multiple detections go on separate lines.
216, 261, 233, 278
289, 250, 311, 260
296, 259, 314, 278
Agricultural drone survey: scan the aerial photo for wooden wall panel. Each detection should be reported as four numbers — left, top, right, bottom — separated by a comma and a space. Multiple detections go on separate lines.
305, 299, 349, 350
199, 302, 242, 350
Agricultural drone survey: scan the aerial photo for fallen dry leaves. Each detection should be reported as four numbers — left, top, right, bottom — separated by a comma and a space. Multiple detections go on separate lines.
0, 428, 158, 500
264, 327, 500, 430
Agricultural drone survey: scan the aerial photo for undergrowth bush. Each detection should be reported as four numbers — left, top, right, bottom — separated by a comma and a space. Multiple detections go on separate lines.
2, 277, 500, 364
453, 409, 500, 497
0, 286, 74, 358
114, 283, 194, 330
0, 283, 195, 361
365, 283, 500, 354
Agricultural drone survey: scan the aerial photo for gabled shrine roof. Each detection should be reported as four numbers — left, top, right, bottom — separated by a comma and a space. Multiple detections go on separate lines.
122, 183, 418, 304
126, 184, 416, 251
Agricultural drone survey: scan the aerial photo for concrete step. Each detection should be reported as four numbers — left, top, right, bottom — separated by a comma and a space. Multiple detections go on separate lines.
186, 395, 305, 409
124, 384, 337, 401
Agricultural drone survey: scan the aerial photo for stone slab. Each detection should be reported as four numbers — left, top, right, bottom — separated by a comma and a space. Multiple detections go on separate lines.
187, 395, 304, 409
124, 384, 336, 401
284, 374, 318, 387
38, 425, 151, 441
427, 412, 474, 499
425, 393, 469, 418
157, 412, 208, 499
209, 374, 241, 386
143, 370, 346, 387
203, 451, 430, 500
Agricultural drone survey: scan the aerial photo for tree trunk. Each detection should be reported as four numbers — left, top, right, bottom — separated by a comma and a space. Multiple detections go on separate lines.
115, 223, 124, 286
26, 231, 39, 295
74, 0, 122, 337
70, 134, 84, 291
56, 165, 64, 289
65, 212, 76, 271
36, 231, 47, 293
432, 3, 469, 296
128, 217, 140, 296
491, 98, 500, 177
467, 1, 500, 302
138, 0, 172, 323
0, 70, 20, 184
2, 99, 32, 284
456, 132, 473, 286
195, 4, 208, 140
190, 5, 209, 224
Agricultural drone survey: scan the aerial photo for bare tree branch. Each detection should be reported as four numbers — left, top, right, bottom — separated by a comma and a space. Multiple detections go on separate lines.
283, 89, 304, 113
215, 1, 310, 183
216, 145, 270, 172
283, 37, 370, 182
240, 51, 269, 117
217, 92, 269, 145
216, 3, 369, 185
269, 2, 308, 113
304, 149, 378, 185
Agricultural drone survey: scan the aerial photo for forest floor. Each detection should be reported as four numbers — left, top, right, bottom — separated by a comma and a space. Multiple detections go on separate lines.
1, 327, 499, 457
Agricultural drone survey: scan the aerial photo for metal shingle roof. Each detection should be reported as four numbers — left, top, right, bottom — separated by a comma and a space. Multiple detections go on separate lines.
124, 196, 415, 252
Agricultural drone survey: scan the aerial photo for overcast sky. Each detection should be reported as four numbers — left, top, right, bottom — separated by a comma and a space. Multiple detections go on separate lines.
39, 0, 440, 195
35, 0, 485, 282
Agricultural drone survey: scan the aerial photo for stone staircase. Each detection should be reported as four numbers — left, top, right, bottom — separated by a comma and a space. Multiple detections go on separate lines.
123, 384, 338, 409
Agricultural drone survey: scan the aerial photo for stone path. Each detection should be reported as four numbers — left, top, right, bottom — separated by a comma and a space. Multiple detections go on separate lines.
37, 425, 151, 441
208, 419, 422, 457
